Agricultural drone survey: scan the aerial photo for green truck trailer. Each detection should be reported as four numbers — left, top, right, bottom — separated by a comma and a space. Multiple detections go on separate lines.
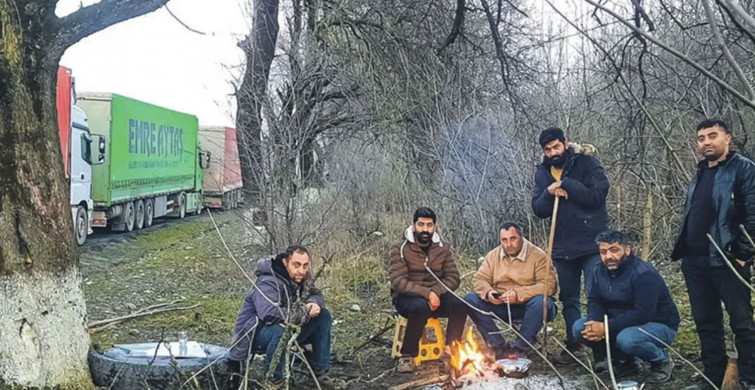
77, 93, 207, 232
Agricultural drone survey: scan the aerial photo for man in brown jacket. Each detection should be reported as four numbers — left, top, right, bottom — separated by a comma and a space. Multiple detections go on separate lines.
464, 222, 558, 358
388, 207, 467, 373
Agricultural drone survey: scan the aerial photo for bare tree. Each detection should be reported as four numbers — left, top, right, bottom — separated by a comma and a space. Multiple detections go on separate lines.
0, 1, 171, 387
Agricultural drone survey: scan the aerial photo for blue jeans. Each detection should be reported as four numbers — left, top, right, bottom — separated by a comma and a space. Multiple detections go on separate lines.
464, 292, 557, 351
554, 253, 601, 345
572, 317, 677, 363
252, 308, 332, 380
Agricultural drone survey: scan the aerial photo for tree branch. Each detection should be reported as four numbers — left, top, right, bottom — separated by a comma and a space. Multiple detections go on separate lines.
53, 0, 170, 57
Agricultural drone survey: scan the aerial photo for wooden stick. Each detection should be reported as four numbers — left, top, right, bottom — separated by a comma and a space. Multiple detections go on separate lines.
389, 375, 449, 390
542, 196, 560, 356
350, 320, 394, 354
87, 303, 200, 329
604, 315, 618, 390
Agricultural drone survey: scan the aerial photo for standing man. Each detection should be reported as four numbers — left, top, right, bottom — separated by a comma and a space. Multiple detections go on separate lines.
573, 230, 678, 384
532, 127, 610, 364
388, 207, 467, 373
672, 119, 755, 390
465, 222, 558, 358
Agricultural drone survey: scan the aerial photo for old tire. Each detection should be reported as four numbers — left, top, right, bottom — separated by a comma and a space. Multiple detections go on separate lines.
124, 202, 135, 232
145, 198, 154, 227
135, 200, 145, 230
88, 345, 231, 390
75, 206, 88, 246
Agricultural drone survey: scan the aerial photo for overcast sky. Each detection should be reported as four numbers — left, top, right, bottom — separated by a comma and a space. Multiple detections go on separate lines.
57, 0, 251, 128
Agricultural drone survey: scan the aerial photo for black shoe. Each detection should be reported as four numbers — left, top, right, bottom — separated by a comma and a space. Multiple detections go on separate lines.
645, 357, 674, 384
492, 344, 515, 360
551, 342, 584, 366
611, 358, 640, 379
593, 358, 607, 374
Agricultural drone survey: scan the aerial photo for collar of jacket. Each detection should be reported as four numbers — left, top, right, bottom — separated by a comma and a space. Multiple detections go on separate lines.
696, 151, 736, 169
607, 253, 638, 277
400, 225, 443, 260
499, 239, 530, 262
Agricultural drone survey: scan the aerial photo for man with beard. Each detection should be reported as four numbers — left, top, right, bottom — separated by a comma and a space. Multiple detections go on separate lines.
671, 119, 755, 390
464, 222, 558, 358
388, 207, 466, 373
573, 230, 679, 384
532, 127, 610, 364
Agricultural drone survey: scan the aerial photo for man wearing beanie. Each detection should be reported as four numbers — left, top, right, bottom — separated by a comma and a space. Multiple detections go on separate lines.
532, 127, 610, 365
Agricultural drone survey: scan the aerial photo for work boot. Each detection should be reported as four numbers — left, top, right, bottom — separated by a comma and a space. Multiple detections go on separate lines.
645, 356, 674, 384
551, 342, 584, 366
396, 355, 415, 373
491, 343, 515, 360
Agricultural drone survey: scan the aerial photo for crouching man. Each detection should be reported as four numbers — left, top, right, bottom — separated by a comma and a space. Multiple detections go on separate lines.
464, 222, 558, 358
573, 231, 679, 383
228, 245, 332, 388
389, 207, 468, 373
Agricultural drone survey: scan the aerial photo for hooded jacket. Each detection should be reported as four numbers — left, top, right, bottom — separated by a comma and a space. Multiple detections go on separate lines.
532, 143, 610, 261
388, 226, 460, 300
229, 256, 325, 361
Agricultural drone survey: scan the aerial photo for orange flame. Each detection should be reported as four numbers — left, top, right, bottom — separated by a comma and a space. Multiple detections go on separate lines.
448, 328, 486, 376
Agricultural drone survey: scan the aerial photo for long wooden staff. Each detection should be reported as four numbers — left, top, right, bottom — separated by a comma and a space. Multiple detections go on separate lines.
541, 196, 560, 357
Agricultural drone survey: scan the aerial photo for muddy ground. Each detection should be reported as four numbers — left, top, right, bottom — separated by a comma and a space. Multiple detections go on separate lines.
81, 210, 723, 389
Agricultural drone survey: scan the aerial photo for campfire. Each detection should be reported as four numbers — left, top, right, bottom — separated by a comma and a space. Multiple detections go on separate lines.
444, 328, 533, 388
447, 328, 488, 377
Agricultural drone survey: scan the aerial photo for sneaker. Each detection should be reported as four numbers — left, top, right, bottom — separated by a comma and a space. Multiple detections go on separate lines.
645, 357, 674, 384
396, 355, 415, 373
491, 344, 515, 360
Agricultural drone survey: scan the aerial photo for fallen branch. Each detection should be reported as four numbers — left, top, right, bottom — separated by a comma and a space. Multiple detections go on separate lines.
349, 319, 394, 355
88, 302, 200, 331
389, 375, 449, 390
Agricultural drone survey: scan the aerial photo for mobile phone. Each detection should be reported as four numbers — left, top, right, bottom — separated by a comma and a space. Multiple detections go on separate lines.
490, 292, 501, 299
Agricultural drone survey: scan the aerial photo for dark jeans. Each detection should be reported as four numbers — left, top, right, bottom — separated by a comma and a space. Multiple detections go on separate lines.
572, 317, 676, 363
554, 253, 601, 346
393, 293, 468, 356
464, 292, 557, 351
682, 256, 755, 384
251, 308, 332, 380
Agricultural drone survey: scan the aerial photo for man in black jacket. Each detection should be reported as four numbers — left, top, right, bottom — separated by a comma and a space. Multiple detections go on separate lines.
672, 119, 755, 390
532, 127, 610, 363
573, 230, 679, 384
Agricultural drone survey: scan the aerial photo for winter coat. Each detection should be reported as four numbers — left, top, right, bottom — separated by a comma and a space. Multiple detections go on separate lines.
388, 226, 460, 299
229, 256, 325, 361
587, 254, 680, 332
472, 238, 558, 302
532, 144, 610, 261
672, 152, 755, 266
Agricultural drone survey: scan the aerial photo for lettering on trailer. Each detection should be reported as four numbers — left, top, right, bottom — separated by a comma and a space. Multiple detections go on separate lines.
128, 119, 185, 161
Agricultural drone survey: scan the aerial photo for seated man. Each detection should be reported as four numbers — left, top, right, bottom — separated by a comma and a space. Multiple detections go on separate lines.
228, 245, 331, 387
464, 222, 558, 358
389, 207, 467, 373
573, 230, 679, 384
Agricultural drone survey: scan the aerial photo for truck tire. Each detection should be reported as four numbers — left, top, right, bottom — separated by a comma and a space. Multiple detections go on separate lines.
179, 193, 187, 219
75, 206, 88, 246
88, 345, 231, 390
135, 200, 145, 230
124, 201, 135, 232
145, 199, 154, 228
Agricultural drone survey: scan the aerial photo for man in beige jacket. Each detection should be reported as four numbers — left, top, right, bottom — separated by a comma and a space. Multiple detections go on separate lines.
464, 222, 558, 358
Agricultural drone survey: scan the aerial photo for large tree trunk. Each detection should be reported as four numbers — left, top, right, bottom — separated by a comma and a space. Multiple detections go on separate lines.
0, 1, 169, 387
236, 0, 280, 205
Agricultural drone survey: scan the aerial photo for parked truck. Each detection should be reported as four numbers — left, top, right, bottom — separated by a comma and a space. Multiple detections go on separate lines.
56, 66, 99, 245
198, 126, 243, 209
76, 93, 208, 232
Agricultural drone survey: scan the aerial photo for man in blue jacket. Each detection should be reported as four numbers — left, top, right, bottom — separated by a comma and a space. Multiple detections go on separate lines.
532, 127, 609, 364
573, 230, 679, 384
672, 119, 755, 390
228, 246, 331, 388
